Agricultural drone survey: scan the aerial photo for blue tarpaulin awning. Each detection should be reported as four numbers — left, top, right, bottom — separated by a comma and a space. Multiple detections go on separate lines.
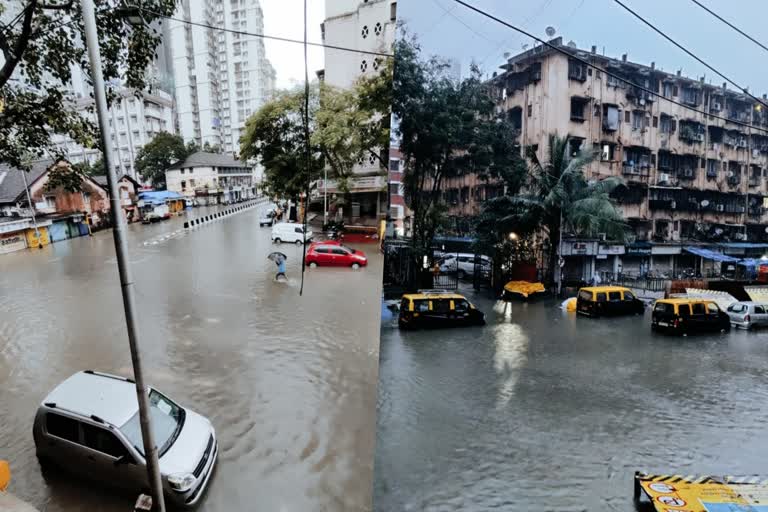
137, 190, 184, 206
683, 246, 740, 262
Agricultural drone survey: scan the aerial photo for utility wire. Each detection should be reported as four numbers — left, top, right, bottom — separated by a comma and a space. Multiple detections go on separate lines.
139, 7, 394, 58
611, 0, 768, 109
299, 0, 310, 296
449, 0, 768, 135
688, 0, 768, 55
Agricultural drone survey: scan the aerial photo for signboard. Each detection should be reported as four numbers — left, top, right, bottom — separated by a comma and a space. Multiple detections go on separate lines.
639, 475, 768, 512
598, 244, 625, 255
626, 242, 652, 256
562, 241, 597, 256
0, 233, 27, 254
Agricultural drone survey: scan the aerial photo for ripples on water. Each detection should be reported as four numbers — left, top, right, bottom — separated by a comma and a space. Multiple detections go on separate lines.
0, 210, 382, 511
374, 287, 768, 511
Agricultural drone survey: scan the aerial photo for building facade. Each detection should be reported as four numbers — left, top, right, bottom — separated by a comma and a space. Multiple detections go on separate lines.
169, 0, 276, 155
0, 160, 111, 254
319, 0, 397, 223
165, 151, 258, 205
51, 89, 176, 181
442, 37, 768, 280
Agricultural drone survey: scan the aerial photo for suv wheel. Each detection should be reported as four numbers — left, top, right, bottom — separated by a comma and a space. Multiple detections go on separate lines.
274, 238, 282, 244
295, 239, 302, 246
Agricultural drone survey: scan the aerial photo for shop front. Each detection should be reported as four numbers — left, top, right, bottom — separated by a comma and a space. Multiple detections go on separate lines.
596, 243, 624, 275
622, 241, 652, 275
561, 240, 598, 283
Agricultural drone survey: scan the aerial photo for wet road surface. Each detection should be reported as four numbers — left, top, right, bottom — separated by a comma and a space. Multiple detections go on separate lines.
0, 203, 382, 511
374, 285, 768, 511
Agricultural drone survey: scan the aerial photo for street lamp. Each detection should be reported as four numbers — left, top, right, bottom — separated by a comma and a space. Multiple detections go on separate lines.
508, 232, 518, 241
115, 4, 145, 26
80, 1, 166, 511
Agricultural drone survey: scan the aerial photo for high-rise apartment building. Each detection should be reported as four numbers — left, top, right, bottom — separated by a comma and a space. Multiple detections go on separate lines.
441, 37, 768, 279
169, 0, 276, 155
319, 0, 397, 222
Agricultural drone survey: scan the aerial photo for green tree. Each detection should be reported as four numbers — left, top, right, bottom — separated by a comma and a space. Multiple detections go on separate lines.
202, 142, 222, 153
480, 134, 627, 288
72, 157, 105, 176
391, 36, 523, 282
240, 85, 322, 201
45, 162, 84, 194
135, 132, 189, 189
0, 0, 177, 170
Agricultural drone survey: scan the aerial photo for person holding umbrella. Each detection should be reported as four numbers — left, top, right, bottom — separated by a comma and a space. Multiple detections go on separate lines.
268, 251, 288, 281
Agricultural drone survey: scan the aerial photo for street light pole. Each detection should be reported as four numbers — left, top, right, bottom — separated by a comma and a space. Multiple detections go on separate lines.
79, 1, 166, 510
20, 168, 42, 248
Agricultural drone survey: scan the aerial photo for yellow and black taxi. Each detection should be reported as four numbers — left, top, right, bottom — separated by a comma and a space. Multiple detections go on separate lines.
576, 286, 645, 317
398, 290, 486, 329
651, 298, 730, 334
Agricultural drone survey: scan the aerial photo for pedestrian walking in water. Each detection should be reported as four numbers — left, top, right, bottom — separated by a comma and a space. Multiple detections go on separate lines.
268, 252, 288, 281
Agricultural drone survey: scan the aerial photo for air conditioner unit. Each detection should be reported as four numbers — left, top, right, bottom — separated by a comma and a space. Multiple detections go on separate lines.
712, 102, 722, 111
659, 173, 670, 183
753, 149, 760, 158
739, 140, 748, 148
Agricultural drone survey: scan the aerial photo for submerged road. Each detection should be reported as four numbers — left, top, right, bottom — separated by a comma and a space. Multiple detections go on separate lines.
374, 285, 768, 511
0, 203, 382, 511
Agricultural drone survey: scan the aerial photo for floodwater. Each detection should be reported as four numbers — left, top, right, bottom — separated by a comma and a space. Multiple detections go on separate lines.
0, 203, 382, 511
374, 285, 768, 511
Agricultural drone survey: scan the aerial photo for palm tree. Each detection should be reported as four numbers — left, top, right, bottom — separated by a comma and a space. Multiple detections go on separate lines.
478, 134, 627, 292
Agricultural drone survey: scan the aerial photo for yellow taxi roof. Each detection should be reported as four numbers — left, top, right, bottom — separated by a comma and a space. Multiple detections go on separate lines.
402, 292, 468, 300
580, 286, 631, 293
655, 298, 716, 304
636, 473, 768, 511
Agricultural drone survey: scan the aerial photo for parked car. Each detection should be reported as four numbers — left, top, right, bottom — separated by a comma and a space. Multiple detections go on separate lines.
438, 253, 491, 279
259, 209, 276, 227
271, 222, 313, 245
398, 290, 486, 329
725, 301, 768, 329
305, 241, 368, 269
576, 286, 645, 317
33, 370, 217, 507
651, 298, 730, 334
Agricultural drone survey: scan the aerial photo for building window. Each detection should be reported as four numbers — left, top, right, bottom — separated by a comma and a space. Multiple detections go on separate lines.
631, 111, 648, 130
662, 82, 674, 98
189, 179, 195, 187
681, 87, 700, 106
81, 191, 91, 205
527, 104, 532, 117
659, 115, 676, 134
374, 22, 383, 36
373, 58, 381, 71
389, 159, 400, 171
601, 143, 616, 161
181, 180, 186, 190
390, 2, 397, 21
707, 159, 720, 178
567, 59, 587, 81
570, 97, 588, 122
180, 169, 185, 174
45, 196, 57, 209
360, 59, 368, 72
361, 25, 369, 38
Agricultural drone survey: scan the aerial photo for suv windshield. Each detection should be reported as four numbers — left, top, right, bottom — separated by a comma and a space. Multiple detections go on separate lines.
121, 389, 185, 457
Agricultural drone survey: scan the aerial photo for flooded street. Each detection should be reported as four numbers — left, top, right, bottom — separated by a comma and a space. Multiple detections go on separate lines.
0, 204, 382, 511
374, 286, 768, 511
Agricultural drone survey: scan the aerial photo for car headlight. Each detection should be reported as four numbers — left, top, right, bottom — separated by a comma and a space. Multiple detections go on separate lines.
168, 473, 196, 493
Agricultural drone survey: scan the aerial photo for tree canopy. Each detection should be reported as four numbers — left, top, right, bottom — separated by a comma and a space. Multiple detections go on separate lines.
240, 85, 322, 200
0, 0, 176, 170
391, 35, 525, 262
72, 157, 105, 177
135, 132, 189, 189
478, 134, 627, 283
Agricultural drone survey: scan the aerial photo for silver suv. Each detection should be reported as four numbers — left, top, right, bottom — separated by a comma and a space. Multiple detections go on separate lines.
33, 371, 217, 507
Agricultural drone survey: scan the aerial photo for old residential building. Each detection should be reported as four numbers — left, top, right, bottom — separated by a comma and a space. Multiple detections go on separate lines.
0, 160, 111, 253
445, 37, 768, 279
318, 0, 397, 223
165, 152, 258, 205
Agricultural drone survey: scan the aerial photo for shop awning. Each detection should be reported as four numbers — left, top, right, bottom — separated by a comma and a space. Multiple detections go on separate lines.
718, 242, 768, 249
683, 246, 740, 262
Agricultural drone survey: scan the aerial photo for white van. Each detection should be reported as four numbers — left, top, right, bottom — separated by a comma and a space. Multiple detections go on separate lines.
272, 222, 313, 245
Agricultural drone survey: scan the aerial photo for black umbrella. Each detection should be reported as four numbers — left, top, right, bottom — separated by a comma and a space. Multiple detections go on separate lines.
267, 252, 287, 263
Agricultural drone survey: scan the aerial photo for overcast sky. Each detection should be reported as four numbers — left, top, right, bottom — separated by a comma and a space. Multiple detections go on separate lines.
398, 0, 768, 94
261, 0, 325, 90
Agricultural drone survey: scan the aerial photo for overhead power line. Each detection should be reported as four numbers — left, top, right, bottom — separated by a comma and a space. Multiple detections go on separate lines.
688, 0, 768, 55
611, 0, 768, 109
448, 0, 768, 135
139, 8, 394, 58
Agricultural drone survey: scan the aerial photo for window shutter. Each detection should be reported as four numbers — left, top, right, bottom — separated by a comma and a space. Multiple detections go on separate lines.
673, 85, 679, 96
624, 110, 630, 123
652, 116, 658, 128
670, 119, 677, 133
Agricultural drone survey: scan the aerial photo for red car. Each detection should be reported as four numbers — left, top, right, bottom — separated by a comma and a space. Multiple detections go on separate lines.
305, 241, 368, 269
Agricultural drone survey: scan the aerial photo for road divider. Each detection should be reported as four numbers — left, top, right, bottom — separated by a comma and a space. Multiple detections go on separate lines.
184, 197, 269, 231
